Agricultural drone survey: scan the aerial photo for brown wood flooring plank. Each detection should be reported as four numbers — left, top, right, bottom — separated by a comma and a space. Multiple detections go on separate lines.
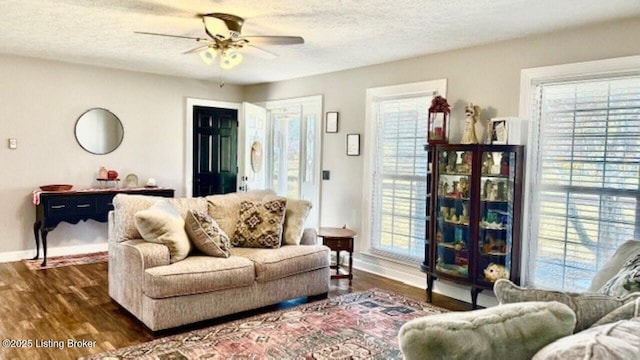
0, 261, 471, 359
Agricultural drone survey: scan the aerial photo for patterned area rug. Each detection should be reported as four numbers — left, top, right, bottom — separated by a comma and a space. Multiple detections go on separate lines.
83, 289, 448, 359
22, 251, 108, 270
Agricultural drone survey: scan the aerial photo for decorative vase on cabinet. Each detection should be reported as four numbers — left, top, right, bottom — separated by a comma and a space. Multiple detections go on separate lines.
426, 144, 524, 309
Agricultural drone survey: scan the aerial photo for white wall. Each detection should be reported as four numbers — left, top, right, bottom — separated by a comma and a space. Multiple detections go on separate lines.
243, 17, 640, 306
0, 54, 242, 254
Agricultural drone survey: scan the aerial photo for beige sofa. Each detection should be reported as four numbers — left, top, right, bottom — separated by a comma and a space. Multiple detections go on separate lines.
107, 190, 331, 331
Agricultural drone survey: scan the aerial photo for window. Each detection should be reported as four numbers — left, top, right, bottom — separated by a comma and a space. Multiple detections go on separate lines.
364, 80, 446, 262
527, 74, 640, 291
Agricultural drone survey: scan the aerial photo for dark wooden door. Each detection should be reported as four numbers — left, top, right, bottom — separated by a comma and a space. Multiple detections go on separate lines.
193, 106, 238, 196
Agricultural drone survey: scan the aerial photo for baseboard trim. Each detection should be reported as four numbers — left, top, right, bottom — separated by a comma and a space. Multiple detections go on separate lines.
353, 253, 498, 308
0, 243, 109, 264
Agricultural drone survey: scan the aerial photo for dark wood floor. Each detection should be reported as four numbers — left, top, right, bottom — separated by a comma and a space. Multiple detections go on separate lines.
0, 261, 470, 359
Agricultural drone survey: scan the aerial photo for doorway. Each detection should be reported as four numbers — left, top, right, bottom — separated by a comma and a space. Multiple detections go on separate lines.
192, 106, 238, 196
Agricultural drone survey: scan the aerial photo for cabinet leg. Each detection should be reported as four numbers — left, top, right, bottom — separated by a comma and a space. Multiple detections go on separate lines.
336, 250, 340, 275
41, 229, 49, 267
471, 288, 483, 310
426, 274, 435, 303
32, 221, 41, 260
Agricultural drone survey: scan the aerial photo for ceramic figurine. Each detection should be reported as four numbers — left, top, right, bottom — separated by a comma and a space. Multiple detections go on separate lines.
483, 179, 493, 200
461, 103, 481, 144
460, 202, 469, 224
489, 184, 499, 201
459, 177, 469, 198
482, 153, 494, 174
497, 181, 507, 201
446, 151, 458, 173
98, 166, 108, 179
484, 263, 508, 282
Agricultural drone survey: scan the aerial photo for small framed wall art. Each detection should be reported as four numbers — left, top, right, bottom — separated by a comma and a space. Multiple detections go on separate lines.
346, 133, 360, 156
326, 112, 339, 133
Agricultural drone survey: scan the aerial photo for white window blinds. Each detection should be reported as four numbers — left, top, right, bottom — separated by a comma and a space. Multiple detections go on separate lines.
528, 75, 640, 291
370, 95, 431, 262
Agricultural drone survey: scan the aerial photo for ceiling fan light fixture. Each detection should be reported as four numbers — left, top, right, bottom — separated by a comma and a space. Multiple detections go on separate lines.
220, 50, 243, 70
199, 48, 218, 65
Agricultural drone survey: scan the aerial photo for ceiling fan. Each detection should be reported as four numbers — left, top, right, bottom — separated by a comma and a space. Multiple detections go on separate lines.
135, 13, 304, 71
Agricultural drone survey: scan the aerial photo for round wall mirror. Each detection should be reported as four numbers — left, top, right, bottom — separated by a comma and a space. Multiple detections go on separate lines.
74, 108, 124, 155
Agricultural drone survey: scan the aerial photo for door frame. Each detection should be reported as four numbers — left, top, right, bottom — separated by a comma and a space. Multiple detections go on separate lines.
185, 98, 241, 197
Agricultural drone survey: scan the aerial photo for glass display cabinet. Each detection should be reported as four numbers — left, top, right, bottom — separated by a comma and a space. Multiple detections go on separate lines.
426, 144, 524, 308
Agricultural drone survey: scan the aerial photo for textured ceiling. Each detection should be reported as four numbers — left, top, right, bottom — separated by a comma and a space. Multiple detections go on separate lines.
1, 0, 639, 85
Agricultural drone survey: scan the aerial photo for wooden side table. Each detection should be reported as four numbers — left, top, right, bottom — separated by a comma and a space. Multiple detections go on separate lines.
317, 227, 357, 284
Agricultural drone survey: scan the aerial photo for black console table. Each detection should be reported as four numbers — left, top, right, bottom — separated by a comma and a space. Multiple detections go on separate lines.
33, 188, 175, 266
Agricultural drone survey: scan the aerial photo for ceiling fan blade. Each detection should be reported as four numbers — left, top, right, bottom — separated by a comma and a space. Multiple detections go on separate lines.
241, 36, 304, 45
244, 44, 279, 59
134, 31, 205, 41
183, 45, 210, 55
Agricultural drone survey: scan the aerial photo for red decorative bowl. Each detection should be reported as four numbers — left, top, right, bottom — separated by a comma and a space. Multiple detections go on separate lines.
39, 184, 73, 191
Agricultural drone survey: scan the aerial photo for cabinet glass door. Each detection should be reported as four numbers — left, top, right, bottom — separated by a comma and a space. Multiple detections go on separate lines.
434, 149, 473, 279
477, 150, 517, 284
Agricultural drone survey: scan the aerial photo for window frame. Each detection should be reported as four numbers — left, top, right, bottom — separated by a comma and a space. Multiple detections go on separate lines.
362, 79, 447, 262
519, 55, 640, 287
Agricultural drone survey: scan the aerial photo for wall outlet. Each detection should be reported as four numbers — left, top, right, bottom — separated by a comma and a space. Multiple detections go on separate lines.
322, 170, 330, 180
8, 138, 17, 149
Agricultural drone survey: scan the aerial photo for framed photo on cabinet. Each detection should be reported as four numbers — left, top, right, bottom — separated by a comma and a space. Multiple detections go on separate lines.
326, 112, 339, 133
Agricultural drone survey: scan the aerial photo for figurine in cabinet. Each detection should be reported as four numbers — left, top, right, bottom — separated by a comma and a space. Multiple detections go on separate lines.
484, 263, 508, 282
482, 153, 494, 175
460, 202, 469, 224
440, 206, 449, 219
438, 181, 444, 196
497, 181, 507, 201
449, 181, 460, 198
446, 151, 458, 173
443, 182, 450, 196
483, 234, 507, 254
489, 184, 499, 201
501, 152, 510, 175
483, 179, 493, 200
459, 177, 469, 198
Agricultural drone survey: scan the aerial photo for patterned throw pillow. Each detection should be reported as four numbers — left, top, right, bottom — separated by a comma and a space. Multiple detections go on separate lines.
599, 253, 640, 297
233, 198, 287, 248
184, 210, 231, 258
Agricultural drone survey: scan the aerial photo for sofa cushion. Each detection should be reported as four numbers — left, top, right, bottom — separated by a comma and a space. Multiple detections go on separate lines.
206, 189, 276, 238
134, 200, 191, 263
185, 210, 231, 258
533, 318, 640, 360
598, 252, 640, 297
265, 195, 312, 246
143, 256, 255, 298
589, 240, 640, 291
230, 245, 330, 282
398, 301, 576, 360
113, 194, 207, 242
494, 279, 640, 332
232, 198, 287, 249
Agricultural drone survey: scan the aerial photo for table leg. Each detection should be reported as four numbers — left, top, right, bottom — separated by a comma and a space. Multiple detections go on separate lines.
348, 249, 353, 285
336, 250, 341, 275
41, 228, 50, 267
32, 221, 41, 260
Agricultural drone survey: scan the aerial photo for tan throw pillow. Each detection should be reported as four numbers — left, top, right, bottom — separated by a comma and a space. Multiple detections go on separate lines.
265, 195, 312, 245
134, 200, 191, 263
494, 279, 640, 332
533, 318, 640, 360
598, 252, 640, 297
185, 210, 231, 258
399, 301, 576, 360
233, 198, 286, 248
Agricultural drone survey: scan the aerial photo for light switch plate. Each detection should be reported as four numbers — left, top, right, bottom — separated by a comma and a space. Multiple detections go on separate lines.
322, 170, 330, 180
8, 138, 17, 149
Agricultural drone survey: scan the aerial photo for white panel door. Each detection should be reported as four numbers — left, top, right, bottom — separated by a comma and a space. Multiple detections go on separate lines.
241, 102, 268, 191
